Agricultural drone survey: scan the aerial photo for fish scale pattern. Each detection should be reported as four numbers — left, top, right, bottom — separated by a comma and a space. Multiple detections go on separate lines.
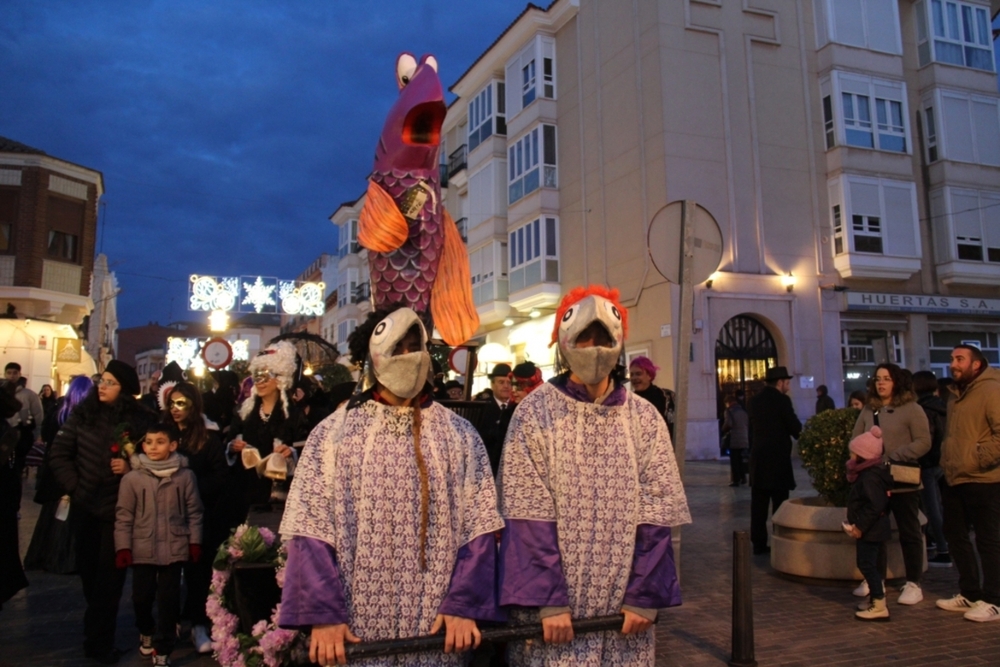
369, 168, 444, 319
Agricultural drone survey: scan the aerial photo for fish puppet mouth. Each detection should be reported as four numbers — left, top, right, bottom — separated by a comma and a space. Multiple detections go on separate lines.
403, 101, 446, 146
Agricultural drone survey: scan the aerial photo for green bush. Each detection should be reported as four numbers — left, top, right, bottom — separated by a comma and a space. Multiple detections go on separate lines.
798, 407, 860, 507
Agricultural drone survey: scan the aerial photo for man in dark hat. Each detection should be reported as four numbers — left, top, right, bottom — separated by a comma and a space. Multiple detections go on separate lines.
477, 363, 513, 476
748, 366, 802, 555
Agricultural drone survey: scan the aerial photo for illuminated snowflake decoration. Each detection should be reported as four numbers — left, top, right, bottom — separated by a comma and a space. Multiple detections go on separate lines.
166, 337, 202, 370
231, 339, 250, 362
242, 277, 277, 314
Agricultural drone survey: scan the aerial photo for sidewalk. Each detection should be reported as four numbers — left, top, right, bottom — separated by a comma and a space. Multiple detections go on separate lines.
5, 461, 998, 666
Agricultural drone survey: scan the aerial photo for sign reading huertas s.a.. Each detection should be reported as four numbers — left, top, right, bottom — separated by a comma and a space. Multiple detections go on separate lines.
847, 292, 1000, 317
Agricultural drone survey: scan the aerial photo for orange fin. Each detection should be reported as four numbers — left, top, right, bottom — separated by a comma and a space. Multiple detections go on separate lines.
431, 208, 480, 345
358, 179, 408, 253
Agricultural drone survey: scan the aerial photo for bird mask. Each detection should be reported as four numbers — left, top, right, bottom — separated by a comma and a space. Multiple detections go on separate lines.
552, 286, 628, 386
369, 307, 432, 400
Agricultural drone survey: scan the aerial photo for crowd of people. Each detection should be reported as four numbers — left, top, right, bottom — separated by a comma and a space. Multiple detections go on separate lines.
3, 295, 999, 666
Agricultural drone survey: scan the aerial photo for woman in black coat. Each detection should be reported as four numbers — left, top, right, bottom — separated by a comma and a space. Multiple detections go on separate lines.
48, 361, 155, 664
0, 380, 28, 610
161, 381, 228, 653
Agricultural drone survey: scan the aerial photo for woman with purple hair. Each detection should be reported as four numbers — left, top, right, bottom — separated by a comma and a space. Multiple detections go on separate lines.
25, 375, 94, 574
628, 356, 677, 440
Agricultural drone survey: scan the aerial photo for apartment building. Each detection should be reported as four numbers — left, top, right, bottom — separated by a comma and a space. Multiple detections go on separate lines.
434, 0, 1000, 459
328, 197, 371, 355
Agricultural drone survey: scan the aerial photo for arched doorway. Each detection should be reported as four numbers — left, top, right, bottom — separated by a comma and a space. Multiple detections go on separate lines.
715, 315, 778, 437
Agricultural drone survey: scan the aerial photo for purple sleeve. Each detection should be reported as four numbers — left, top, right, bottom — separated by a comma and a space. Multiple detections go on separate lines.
438, 533, 505, 621
623, 524, 682, 608
278, 537, 349, 628
498, 518, 569, 607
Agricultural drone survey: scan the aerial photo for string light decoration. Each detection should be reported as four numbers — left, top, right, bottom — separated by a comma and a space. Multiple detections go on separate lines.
189, 275, 239, 312
188, 274, 326, 316
241, 276, 278, 314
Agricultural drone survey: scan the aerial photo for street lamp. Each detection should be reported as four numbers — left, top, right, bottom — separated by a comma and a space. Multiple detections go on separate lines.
209, 310, 229, 332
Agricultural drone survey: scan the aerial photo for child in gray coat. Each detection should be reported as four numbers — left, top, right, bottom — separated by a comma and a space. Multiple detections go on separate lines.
115, 423, 203, 667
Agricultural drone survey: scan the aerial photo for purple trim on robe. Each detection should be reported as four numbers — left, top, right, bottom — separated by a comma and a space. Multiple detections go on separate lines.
623, 525, 682, 608
552, 375, 628, 406
278, 537, 349, 628
499, 518, 570, 607
438, 533, 506, 621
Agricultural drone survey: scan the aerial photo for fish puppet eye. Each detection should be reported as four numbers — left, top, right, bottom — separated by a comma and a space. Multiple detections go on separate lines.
396, 53, 418, 89
371, 317, 395, 345
559, 306, 578, 332
422, 55, 438, 73
603, 300, 622, 322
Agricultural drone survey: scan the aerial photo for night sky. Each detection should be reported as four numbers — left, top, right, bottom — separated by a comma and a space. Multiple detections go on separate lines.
0, 1, 522, 327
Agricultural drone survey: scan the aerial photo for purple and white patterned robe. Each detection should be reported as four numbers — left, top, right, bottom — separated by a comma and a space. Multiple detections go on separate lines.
279, 399, 505, 666
498, 382, 691, 667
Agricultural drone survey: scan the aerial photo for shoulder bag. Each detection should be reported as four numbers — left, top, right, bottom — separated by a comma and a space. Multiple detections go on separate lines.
873, 409, 921, 488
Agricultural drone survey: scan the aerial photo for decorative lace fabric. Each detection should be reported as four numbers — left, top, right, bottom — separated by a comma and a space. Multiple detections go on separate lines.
498, 383, 691, 666
280, 400, 504, 666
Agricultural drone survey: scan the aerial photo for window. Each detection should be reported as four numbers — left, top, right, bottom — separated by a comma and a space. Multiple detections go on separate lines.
924, 107, 938, 161
0, 189, 16, 254
468, 81, 506, 153
47, 231, 78, 262
828, 175, 921, 259
508, 217, 559, 293
469, 241, 509, 306
337, 319, 357, 346
929, 332, 1000, 376
922, 90, 1000, 167
815, 0, 901, 54
504, 35, 556, 119
916, 0, 994, 71
337, 268, 359, 308
508, 124, 556, 204
936, 187, 1000, 264
46, 195, 84, 264
821, 73, 908, 153
852, 215, 883, 254
338, 220, 359, 258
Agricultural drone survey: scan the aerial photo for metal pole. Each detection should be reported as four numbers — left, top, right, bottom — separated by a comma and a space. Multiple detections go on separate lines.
335, 614, 635, 661
672, 200, 696, 475
730, 530, 757, 667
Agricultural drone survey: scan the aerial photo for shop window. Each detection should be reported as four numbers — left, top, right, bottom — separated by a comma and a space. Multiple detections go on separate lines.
915, 0, 994, 71
929, 331, 1000, 371
508, 216, 559, 293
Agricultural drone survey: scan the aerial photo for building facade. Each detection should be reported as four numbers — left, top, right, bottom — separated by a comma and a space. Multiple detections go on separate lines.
0, 135, 103, 390
435, 0, 1000, 459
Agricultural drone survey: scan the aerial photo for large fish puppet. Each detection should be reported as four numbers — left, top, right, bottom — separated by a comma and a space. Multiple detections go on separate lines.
357, 53, 479, 346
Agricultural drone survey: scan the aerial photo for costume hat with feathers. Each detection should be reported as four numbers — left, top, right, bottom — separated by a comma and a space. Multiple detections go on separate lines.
239, 340, 298, 419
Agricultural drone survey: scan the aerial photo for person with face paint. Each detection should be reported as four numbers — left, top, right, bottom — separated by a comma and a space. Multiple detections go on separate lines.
278, 305, 504, 667
498, 285, 691, 667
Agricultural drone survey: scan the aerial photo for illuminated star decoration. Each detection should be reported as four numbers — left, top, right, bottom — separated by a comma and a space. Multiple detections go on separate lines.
242, 277, 277, 314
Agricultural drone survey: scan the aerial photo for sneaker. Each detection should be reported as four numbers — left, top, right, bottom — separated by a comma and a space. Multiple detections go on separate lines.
152, 652, 170, 667
852, 580, 869, 597
928, 553, 953, 567
191, 625, 213, 654
897, 581, 923, 605
936, 593, 979, 612
855, 597, 890, 622
964, 602, 1000, 623
138, 635, 154, 656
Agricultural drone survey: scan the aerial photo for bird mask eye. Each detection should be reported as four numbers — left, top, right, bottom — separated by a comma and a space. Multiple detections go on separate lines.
396, 53, 417, 89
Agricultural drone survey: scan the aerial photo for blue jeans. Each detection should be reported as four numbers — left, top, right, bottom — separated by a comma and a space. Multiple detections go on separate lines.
920, 467, 948, 553
856, 540, 885, 599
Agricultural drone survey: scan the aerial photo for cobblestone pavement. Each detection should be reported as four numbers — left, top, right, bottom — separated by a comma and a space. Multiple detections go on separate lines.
5, 460, 999, 666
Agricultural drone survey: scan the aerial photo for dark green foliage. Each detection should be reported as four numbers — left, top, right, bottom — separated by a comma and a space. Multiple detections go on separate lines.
798, 407, 859, 507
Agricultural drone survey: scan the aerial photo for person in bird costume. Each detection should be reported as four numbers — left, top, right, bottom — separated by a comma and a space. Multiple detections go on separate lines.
278, 305, 503, 666
498, 285, 691, 666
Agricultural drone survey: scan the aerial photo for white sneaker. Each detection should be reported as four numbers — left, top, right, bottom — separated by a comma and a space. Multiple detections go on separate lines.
964, 602, 1000, 622
897, 582, 923, 605
852, 580, 869, 597
191, 625, 212, 654
936, 593, 979, 612
139, 634, 154, 656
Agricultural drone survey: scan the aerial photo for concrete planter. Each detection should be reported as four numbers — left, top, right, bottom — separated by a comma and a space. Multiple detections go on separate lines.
770, 496, 927, 580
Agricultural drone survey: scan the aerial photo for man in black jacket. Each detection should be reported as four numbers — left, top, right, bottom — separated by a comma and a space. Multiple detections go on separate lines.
748, 366, 802, 555
476, 363, 513, 476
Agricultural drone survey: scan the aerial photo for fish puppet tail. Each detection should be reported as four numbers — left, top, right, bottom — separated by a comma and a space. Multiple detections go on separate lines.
430, 208, 480, 346
358, 179, 409, 253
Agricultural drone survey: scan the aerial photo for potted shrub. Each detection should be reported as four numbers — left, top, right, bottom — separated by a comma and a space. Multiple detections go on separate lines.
770, 407, 921, 580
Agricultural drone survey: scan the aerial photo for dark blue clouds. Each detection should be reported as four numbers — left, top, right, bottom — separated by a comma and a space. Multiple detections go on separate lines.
0, 0, 520, 326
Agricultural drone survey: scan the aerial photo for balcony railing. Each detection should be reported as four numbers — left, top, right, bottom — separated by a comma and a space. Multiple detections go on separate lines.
352, 281, 371, 304
454, 217, 468, 243
447, 144, 468, 178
